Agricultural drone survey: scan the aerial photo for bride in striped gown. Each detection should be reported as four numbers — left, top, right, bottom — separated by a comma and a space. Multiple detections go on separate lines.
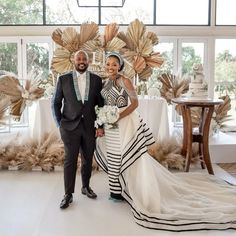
95, 51, 236, 232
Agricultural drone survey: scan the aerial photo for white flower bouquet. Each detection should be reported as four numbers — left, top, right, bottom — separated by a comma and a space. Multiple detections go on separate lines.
94, 105, 119, 129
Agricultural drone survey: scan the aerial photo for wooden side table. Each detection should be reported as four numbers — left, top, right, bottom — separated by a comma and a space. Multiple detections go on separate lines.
172, 97, 223, 175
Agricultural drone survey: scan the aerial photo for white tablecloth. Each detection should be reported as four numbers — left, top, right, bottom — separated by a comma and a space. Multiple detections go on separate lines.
29, 97, 169, 142
137, 96, 170, 141
29, 99, 59, 141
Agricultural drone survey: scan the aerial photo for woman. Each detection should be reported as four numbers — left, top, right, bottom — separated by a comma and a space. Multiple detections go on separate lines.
95, 51, 236, 231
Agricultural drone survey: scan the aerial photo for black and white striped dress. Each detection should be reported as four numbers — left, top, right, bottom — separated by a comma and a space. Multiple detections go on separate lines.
98, 79, 154, 196
95, 79, 236, 232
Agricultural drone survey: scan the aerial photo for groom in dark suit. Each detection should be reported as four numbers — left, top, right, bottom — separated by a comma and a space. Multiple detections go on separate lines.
52, 50, 104, 209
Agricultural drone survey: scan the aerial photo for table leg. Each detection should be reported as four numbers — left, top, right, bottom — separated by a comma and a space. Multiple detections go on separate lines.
199, 108, 205, 169
202, 107, 214, 175
199, 143, 205, 169
184, 107, 192, 172
181, 105, 187, 156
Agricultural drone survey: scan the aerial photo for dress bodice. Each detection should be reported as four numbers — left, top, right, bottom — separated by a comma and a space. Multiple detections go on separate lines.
101, 79, 128, 108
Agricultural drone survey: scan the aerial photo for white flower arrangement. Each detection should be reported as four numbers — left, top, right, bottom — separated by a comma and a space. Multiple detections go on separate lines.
94, 105, 119, 129
39, 83, 55, 99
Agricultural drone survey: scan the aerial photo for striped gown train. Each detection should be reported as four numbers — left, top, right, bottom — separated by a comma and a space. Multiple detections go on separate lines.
95, 79, 236, 231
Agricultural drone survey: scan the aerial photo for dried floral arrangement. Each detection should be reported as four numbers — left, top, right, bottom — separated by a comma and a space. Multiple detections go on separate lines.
0, 132, 99, 172
190, 95, 231, 130
51, 19, 164, 81
0, 130, 199, 171
38, 74, 55, 99
148, 136, 200, 170
158, 73, 189, 105
0, 72, 45, 121
158, 72, 231, 131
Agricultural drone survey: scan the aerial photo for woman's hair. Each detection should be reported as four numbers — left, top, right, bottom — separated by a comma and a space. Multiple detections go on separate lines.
106, 51, 125, 72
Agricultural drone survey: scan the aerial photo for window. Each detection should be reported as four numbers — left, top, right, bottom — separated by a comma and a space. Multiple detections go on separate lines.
24, 42, 51, 81
0, 0, 214, 26
0, 41, 19, 74
0, 0, 43, 25
216, 0, 236, 25
156, 0, 209, 25
180, 42, 205, 76
154, 39, 207, 126
46, 0, 98, 24
0, 37, 53, 132
215, 39, 236, 126
101, 0, 153, 24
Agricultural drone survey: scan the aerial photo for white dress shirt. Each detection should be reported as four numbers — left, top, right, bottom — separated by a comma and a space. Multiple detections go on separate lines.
76, 71, 86, 103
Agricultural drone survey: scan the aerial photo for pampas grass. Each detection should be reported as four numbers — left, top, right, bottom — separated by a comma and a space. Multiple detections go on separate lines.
0, 130, 202, 172
0, 131, 99, 172
148, 137, 200, 170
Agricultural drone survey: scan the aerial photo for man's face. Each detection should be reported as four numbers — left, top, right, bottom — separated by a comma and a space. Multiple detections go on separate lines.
74, 52, 89, 73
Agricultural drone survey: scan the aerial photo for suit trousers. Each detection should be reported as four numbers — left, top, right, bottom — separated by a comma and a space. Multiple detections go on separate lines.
60, 118, 95, 194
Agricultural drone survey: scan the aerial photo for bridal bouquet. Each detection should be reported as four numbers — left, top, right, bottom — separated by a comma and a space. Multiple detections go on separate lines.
94, 105, 119, 129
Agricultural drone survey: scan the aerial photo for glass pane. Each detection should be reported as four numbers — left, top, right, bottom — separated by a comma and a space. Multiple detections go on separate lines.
154, 42, 176, 123
216, 0, 236, 25
101, 0, 153, 24
78, 0, 98, 6
154, 42, 174, 76
145, 43, 174, 97
26, 42, 49, 81
0, 43, 18, 74
46, 0, 98, 24
0, 0, 43, 25
181, 43, 204, 76
215, 39, 236, 125
156, 0, 209, 25
0, 119, 10, 133
101, 0, 124, 6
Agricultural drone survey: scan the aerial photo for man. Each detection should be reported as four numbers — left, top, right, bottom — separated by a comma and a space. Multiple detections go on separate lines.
52, 50, 104, 209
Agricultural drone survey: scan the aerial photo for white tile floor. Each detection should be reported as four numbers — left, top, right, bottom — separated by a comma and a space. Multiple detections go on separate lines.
0, 165, 236, 236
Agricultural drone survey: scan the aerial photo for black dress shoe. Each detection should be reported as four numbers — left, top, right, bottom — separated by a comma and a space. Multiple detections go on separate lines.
81, 187, 97, 199
60, 194, 73, 209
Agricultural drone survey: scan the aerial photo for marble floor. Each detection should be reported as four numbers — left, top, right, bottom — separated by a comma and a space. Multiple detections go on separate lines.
0, 164, 236, 236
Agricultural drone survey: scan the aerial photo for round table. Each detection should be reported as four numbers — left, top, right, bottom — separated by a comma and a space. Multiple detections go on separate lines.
172, 97, 223, 175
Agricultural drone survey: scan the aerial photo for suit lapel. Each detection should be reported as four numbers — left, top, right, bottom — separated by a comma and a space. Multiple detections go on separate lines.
72, 70, 90, 102
84, 71, 90, 102
72, 70, 82, 101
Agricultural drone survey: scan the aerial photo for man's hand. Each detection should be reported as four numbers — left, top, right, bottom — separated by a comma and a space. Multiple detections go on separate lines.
95, 128, 104, 137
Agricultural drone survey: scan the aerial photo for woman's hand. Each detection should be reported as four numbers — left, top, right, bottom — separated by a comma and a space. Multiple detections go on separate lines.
96, 128, 104, 137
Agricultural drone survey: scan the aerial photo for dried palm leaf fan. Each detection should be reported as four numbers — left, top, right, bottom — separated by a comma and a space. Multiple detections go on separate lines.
158, 73, 190, 116
50, 47, 74, 74
117, 19, 164, 81
158, 73, 189, 105
214, 95, 231, 126
0, 74, 44, 121
0, 97, 10, 125
51, 23, 100, 75
82, 23, 126, 79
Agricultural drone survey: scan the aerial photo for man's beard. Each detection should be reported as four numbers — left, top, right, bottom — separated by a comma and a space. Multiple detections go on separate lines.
75, 64, 88, 73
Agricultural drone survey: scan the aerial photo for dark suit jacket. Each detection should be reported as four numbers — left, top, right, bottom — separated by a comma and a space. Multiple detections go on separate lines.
51, 70, 104, 132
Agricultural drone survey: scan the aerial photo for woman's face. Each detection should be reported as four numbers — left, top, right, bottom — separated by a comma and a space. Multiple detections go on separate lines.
105, 56, 120, 78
